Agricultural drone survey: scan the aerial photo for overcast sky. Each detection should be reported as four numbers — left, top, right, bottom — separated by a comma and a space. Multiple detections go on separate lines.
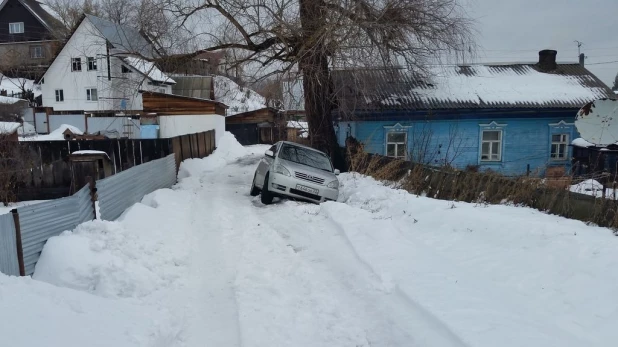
469, 0, 618, 87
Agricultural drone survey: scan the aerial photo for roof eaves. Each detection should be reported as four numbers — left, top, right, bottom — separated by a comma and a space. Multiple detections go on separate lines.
138, 90, 228, 108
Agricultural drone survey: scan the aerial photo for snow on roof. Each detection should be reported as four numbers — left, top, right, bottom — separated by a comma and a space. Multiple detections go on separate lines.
20, 124, 83, 141
0, 95, 26, 104
123, 56, 175, 84
287, 120, 308, 129
0, 74, 41, 98
213, 75, 266, 116
572, 138, 596, 148
71, 150, 110, 158
0, 122, 21, 134
332, 64, 616, 112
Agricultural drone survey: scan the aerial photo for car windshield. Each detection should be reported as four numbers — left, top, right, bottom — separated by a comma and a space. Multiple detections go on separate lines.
278, 144, 333, 172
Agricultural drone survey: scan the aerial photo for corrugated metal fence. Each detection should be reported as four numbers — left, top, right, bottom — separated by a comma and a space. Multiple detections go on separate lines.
16, 185, 95, 276
0, 214, 19, 276
1, 130, 215, 277
97, 154, 177, 221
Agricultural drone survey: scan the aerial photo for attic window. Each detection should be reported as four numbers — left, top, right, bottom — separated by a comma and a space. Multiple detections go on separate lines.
87, 57, 97, 71
71, 58, 82, 72
121, 65, 131, 73
9, 22, 24, 34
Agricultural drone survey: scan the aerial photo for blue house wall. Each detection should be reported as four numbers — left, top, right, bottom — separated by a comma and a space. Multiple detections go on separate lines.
336, 108, 580, 176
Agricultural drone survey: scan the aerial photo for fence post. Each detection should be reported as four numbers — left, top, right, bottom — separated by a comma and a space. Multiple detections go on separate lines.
87, 176, 98, 220
11, 209, 25, 276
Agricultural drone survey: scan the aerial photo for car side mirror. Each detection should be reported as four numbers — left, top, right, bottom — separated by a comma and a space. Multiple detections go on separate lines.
334, 169, 340, 175
265, 150, 274, 158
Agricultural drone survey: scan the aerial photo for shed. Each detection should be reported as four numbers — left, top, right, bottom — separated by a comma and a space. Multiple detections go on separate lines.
140, 90, 227, 116
69, 150, 112, 193
225, 107, 284, 145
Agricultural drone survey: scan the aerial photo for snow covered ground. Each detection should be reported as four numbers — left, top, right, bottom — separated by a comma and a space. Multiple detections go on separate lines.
1, 132, 617, 346
19, 124, 83, 141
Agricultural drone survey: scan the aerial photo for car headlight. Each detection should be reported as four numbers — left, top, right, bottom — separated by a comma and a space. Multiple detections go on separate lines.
274, 164, 291, 177
327, 179, 339, 189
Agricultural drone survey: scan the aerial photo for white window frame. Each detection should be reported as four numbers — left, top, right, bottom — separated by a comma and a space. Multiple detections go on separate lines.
71, 58, 82, 72
9, 22, 24, 34
550, 133, 569, 161
87, 57, 97, 71
55, 89, 64, 102
86, 88, 98, 101
30, 45, 43, 59
480, 129, 502, 162
386, 131, 407, 159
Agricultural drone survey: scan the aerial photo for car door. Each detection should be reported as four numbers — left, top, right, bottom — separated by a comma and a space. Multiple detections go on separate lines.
256, 143, 278, 186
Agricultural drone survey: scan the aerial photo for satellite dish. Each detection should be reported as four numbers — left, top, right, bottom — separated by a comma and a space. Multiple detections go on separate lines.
575, 98, 618, 146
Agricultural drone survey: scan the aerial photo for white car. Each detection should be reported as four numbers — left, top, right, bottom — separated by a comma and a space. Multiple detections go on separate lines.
250, 141, 340, 204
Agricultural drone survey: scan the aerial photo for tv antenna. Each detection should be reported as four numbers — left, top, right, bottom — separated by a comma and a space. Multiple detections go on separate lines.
575, 98, 618, 146
574, 40, 583, 56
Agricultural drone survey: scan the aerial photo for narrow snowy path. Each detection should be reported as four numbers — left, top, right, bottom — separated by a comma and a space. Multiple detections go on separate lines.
175, 151, 472, 347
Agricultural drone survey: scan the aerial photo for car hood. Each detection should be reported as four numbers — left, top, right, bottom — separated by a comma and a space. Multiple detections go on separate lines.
278, 158, 337, 181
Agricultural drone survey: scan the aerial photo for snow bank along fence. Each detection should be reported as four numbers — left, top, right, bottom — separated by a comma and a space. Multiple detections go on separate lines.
97, 154, 176, 221
0, 184, 95, 276
0, 134, 217, 277
346, 146, 618, 232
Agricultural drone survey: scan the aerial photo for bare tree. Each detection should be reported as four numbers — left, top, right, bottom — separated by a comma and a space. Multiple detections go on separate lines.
164, 0, 473, 168
45, 0, 103, 29
0, 119, 33, 206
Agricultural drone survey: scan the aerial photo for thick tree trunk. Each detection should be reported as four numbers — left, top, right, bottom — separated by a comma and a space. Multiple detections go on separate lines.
299, 0, 345, 170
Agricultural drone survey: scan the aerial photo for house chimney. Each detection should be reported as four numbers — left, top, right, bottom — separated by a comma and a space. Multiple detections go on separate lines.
538, 49, 557, 71
579, 53, 585, 66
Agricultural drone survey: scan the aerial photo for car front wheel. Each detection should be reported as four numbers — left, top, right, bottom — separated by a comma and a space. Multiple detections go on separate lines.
250, 172, 260, 196
260, 172, 274, 204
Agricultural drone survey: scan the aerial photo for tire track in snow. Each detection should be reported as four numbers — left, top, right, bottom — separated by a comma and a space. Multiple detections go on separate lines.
256, 201, 471, 347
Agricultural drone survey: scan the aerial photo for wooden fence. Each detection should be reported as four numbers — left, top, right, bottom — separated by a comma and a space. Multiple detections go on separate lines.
6, 130, 216, 201
170, 130, 216, 169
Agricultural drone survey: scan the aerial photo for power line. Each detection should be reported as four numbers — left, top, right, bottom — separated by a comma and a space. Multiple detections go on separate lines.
587, 60, 618, 66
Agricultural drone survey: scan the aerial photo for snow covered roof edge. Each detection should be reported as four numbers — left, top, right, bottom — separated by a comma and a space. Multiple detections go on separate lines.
332, 63, 616, 111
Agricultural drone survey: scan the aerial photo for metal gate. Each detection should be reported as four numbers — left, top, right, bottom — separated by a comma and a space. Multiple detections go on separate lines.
226, 123, 259, 145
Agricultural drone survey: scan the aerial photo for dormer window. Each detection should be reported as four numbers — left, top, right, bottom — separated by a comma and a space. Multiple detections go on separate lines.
121, 65, 131, 73
9, 22, 24, 34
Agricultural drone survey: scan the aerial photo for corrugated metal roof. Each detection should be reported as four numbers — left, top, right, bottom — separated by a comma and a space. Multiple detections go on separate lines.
86, 14, 156, 59
332, 64, 616, 113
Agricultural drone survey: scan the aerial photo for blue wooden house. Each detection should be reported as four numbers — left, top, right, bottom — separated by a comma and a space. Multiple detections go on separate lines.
331, 50, 616, 176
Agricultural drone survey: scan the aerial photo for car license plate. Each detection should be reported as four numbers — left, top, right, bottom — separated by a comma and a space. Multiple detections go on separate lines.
296, 184, 319, 195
